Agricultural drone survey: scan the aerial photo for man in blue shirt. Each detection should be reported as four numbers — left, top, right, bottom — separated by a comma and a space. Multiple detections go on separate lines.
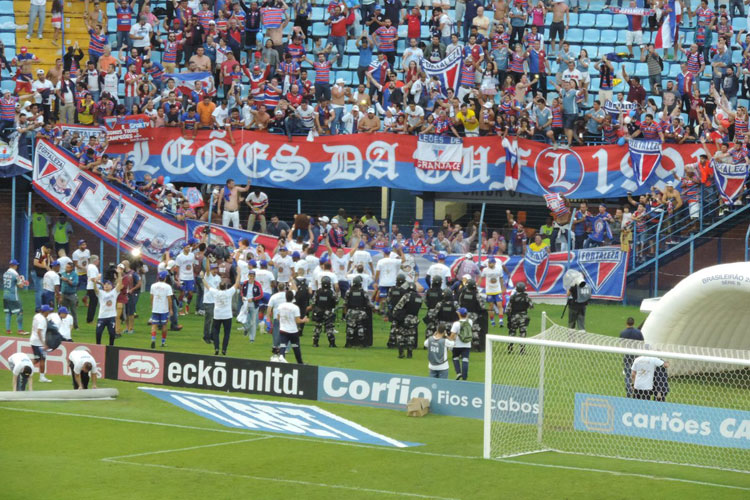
59, 261, 80, 330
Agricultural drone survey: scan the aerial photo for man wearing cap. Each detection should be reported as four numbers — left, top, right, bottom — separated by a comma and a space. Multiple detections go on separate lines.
358, 106, 381, 133
42, 260, 61, 308
32, 68, 55, 122
341, 104, 362, 134
426, 253, 451, 290
8, 352, 34, 391
31, 304, 53, 383
58, 261, 79, 330
47, 305, 74, 342
3, 259, 28, 335
272, 247, 293, 290
150, 270, 174, 349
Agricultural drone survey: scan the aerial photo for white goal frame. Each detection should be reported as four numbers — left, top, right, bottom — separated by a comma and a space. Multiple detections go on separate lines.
483, 312, 750, 464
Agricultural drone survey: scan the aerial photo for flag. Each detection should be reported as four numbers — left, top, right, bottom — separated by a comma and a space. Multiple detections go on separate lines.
628, 139, 662, 186
712, 161, 749, 203
367, 59, 388, 86
414, 134, 463, 171
544, 193, 570, 219
261, 7, 284, 29
419, 51, 463, 98
182, 187, 205, 208
502, 137, 519, 191
164, 72, 216, 96
654, 0, 677, 49
0, 135, 31, 177
607, 6, 655, 15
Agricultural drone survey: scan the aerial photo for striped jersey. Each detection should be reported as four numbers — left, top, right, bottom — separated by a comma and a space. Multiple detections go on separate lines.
684, 51, 704, 75
681, 176, 700, 203
509, 52, 525, 73
264, 86, 280, 109
375, 26, 398, 51
460, 62, 476, 86
196, 9, 214, 30
286, 43, 306, 62
261, 7, 284, 28
735, 117, 748, 143
88, 30, 108, 56
639, 121, 661, 140
145, 62, 165, 81
0, 96, 17, 120
313, 60, 333, 84
163, 41, 180, 64
116, 7, 134, 31
551, 105, 563, 128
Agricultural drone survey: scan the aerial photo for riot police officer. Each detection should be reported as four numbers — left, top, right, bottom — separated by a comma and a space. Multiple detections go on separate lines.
343, 276, 374, 347
506, 282, 533, 354
458, 279, 485, 351
385, 274, 407, 348
436, 289, 458, 330
423, 276, 444, 341
294, 276, 311, 336
393, 283, 423, 358
308, 275, 337, 347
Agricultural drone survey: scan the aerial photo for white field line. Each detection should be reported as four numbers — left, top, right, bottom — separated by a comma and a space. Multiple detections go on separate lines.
2, 406, 748, 492
101, 436, 274, 461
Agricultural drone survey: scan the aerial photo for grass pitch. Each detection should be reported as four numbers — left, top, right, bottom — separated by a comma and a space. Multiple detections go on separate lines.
1, 292, 749, 499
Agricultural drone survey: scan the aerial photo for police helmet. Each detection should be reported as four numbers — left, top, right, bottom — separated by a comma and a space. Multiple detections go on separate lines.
466, 279, 477, 290
516, 282, 526, 293
431, 276, 443, 288
442, 289, 453, 300
321, 276, 332, 288
395, 273, 406, 286
352, 275, 363, 287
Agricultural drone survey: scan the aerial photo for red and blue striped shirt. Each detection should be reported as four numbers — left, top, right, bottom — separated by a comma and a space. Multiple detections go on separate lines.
264, 86, 280, 109
116, 7, 134, 32
460, 62, 476, 86
196, 9, 214, 30
375, 26, 398, 52
163, 41, 180, 64
736, 117, 748, 143
0, 97, 17, 121
313, 60, 333, 84
509, 52, 525, 73
261, 7, 284, 29
88, 30, 107, 56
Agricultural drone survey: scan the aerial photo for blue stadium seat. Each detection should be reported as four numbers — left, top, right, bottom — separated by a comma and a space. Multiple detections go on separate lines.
567, 28, 583, 42
699, 80, 710, 94
0, 80, 12, 93
336, 71, 352, 85
597, 14, 613, 28
311, 7, 325, 21
312, 22, 327, 38
616, 30, 629, 44
634, 63, 648, 77
682, 31, 695, 44
612, 15, 628, 29
397, 25, 407, 37
668, 64, 680, 77
590, 77, 600, 90
335, 55, 348, 68
734, 18, 748, 31
732, 51, 742, 63
600, 30, 617, 44
0, 32, 13, 47
107, 18, 117, 33
569, 13, 579, 26
107, 3, 116, 17
583, 30, 599, 44
651, 96, 662, 108
346, 39, 357, 53
578, 13, 595, 28
396, 39, 406, 52
420, 26, 431, 38
583, 45, 598, 58
348, 55, 359, 69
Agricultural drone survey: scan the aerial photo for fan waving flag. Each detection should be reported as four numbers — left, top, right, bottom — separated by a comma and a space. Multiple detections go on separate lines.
501, 136, 520, 191
544, 193, 570, 219
654, 0, 677, 49
628, 139, 662, 186
712, 161, 750, 203
261, 7, 285, 29
419, 51, 464, 97
414, 134, 463, 171
164, 72, 216, 96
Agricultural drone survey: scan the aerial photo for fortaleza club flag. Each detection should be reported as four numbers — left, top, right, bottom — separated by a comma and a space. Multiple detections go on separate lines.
414, 134, 462, 171
419, 51, 463, 97
185, 219, 279, 255
32, 139, 186, 265
654, 0, 678, 49
712, 161, 750, 203
628, 139, 663, 186
56, 114, 151, 144
107, 130, 714, 197
442, 248, 629, 300
164, 72, 216, 96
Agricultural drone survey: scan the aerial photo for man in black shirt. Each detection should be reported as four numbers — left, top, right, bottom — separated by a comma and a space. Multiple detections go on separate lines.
619, 317, 644, 397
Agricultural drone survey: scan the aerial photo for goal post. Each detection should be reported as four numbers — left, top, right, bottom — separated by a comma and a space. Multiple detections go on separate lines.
483, 317, 750, 472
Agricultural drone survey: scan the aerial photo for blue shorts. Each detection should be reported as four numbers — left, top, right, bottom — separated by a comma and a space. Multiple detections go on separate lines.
486, 293, 502, 304
31, 345, 47, 359
181, 280, 195, 293
150, 312, 169, 326
41, 290, 55, 306
378, 286, 391, 298
260, 293, 270, 305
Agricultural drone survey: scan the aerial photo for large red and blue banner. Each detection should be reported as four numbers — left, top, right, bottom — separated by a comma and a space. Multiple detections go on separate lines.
184, 219, 279, 255
712, 161, 749, 204
106, 129, 708, 198
32, 139, 186, 265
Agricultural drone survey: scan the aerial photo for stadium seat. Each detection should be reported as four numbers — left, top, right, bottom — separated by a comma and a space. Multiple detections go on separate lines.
582, 45, 598, 58
569, 13, 579, 26
107, 18, 117, 33
635, 63, 648, 77
0, 32, 13, 47
348, 55, 359, 69
651, 96, 662, 109
397, 25, 407, 37
311, 7, 325, 21
106, 3, 116, 17
336, 71, 352, 85
583, 31, 599, 44
567, 28, 583, 43
732, 51, 742, 64
600, 30, 617, 45
699, 80, 710, 94
598, 13, 613, 28
578, 13, 595, 28
612, 15, 628, 29
734, 18, 748, 31
616, 30, 629, 44
668, 64, 680, 78
346, 39, 357, 53
420, 26, 431, 38
312, 22, 327, 38
682, 31, 695, 44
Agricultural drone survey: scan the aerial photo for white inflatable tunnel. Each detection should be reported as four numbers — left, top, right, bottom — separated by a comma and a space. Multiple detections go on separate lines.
642, 262, 750, 352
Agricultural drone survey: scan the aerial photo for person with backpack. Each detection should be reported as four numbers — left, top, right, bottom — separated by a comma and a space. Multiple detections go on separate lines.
424, 324, 456, 379
567, 280, 591, 330
450, 307, 473, 380
392, 283, 423, 359
308, 275, 337, 347
506, 282, 533, 354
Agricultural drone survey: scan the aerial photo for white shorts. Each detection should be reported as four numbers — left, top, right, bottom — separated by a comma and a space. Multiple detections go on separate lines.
626, 31, 643, 46
52, 22, 62, 29
222, 210, 240, 228
689, 202, 700, 219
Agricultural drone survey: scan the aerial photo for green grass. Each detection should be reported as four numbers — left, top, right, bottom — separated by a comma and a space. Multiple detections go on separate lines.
2, 291, 749, 499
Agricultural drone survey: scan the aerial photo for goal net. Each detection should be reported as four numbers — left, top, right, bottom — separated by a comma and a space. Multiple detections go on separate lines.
483, 314, 750, 472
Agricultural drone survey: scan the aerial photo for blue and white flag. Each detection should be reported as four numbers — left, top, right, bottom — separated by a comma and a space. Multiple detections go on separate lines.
164, 72, 216, 96
712, 161, 749, 203
419, 51, 464, 98
628, 139, 662, 186
0, 135, 31, 178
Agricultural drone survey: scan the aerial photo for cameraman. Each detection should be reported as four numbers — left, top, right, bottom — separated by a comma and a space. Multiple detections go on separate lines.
567, 280, 590, 330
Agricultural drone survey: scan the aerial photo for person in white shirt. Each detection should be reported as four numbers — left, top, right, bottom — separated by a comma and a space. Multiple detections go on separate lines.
92, 270, 123, 346
31, 304, 53, 382
42, 260, 61, 307
347, 264, 373, 290
55, 250, 73, 273
47, 306, 74, 341
266, 287, 289, 350
71, 239, 90, 292
245, 188, 269, 233
631, 356, 669, 400
85, 255, 100, 324
304, 250, 320, 286
201, 264, 221, 343
203, 273, 241, 355
254, 261, 275, 302
480, 258, 507, 327
275, 290, 309, 364
129, 16, 153, 52
373, 248, 401, 305
349, 242, 374, 275
450, 308, 473, 380
174, 245, 196, 315
68, 349, 98, 390
315, 260, 339, 294
424, 324, 456, 378
150, 271, 174, 349
212, 100, 230, 129
329, 246, 350, 296
8, 352, 34, 391
426, 253, 451, 290
271, 247, 293, 288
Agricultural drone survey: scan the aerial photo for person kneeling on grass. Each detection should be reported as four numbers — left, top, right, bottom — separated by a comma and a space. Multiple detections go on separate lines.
424, 323, 456, 379
276, 290, 309, 364
9, 352, 34, 391
149, 271, 174, 349
68, 349, 98, 390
